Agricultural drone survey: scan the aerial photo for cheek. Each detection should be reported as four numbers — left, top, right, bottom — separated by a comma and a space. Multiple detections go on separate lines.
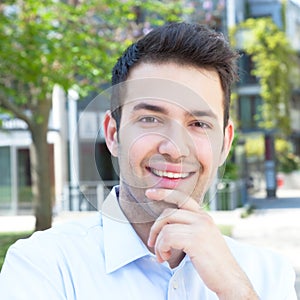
194, 133, 224, 170
118, 133, 159, 168
117, 134, 163, 189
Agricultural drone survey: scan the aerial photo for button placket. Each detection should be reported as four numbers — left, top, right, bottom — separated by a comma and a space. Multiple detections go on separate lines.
168, 271, 187, 300
172, 280, 179, 290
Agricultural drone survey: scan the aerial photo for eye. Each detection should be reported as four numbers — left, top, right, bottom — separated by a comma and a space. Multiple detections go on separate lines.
190, 121, 211, 129
139, 116, 160, 123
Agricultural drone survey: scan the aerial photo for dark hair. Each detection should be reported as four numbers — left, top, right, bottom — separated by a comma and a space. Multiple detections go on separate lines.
111, 22, 239, 130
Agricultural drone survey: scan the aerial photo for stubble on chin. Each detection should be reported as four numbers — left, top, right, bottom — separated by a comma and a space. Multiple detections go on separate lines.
118, 182, 179, 224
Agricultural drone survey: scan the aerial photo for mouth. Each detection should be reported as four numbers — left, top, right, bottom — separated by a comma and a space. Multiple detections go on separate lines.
147, 167, 191, 179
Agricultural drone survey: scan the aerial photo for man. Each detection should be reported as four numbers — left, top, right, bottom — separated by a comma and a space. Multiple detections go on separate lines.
0, 22, 296, 299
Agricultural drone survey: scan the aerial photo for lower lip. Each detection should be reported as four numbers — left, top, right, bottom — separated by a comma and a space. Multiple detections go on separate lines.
155, 177, 182, 189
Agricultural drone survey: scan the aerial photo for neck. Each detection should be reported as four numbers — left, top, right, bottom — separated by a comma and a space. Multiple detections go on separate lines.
118, 186, 185, 268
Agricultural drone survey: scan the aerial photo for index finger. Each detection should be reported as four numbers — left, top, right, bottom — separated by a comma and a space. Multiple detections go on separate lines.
145, 188, 202, 212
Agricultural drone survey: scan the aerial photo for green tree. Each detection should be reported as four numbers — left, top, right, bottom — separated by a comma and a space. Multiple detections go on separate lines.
231, 18, 297, 135
0, 0, 185, 230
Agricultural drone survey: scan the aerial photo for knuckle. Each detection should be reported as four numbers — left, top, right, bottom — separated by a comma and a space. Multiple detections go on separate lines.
159, 227, 173, 244
160, 208, 177, 219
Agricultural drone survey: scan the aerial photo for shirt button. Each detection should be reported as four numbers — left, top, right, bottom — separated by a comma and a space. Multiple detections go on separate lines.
172, 280, 178, 290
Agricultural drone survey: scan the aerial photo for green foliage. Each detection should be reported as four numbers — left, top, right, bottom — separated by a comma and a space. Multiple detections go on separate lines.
0, 0, 187, 230
231, 18, 297, 135
275, 139, 300, 173
275, 138, 292, 153
222, 161, 239, 180
218, 225, 232, 237
277, 153, 300, 173
245, 135, 292, 157
244, 135, 300, 173
222, 134, 239, 180
0, 232, 32, 271
245, 136, 294, 158
245, 136, 264, 157
0, 0, 188, 114
240, 204, 255, 219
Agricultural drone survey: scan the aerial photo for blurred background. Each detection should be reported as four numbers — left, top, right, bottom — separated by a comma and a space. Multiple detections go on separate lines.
0, 0, 299, 295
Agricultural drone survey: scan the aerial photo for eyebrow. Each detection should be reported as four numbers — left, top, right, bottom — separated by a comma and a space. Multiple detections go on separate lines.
132, 101, 218, 120
188, 109, 218, 120
132, 102, 168, 114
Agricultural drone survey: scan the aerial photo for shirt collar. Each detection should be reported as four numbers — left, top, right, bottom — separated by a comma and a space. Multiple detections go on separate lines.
101, 187, 151, 274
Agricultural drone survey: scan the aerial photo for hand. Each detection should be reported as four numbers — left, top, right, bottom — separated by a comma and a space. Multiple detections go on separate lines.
146, 188, 259, 299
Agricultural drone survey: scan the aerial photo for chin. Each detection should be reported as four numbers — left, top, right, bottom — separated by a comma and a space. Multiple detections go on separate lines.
145, 200, 177, 219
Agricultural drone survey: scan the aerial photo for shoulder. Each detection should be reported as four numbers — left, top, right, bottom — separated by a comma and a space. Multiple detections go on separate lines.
50, 212, 103, 238
224, 235, 292, 269
224, 236, 296, 299
7, 213, 104, 261
1, 213, 104, 279
0, 214, 104, 299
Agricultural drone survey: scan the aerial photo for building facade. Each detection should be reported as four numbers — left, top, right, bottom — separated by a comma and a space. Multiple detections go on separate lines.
228, 0, 300, 193
230, 0, 300, 143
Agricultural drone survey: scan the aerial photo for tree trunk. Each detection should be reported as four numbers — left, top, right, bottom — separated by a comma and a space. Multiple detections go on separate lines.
30, 122, 52, 231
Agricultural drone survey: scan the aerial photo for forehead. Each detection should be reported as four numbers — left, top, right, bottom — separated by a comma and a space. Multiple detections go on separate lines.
122, 62, 224, 119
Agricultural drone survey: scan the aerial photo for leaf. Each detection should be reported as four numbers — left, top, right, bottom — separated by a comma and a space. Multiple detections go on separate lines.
232, 18, 296, 135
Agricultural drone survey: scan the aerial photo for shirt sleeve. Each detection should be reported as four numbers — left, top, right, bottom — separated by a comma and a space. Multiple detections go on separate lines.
260, 253, 298, 299
0, 237, 67, 300
281, 259, 298, 300
224, 236, 298, 300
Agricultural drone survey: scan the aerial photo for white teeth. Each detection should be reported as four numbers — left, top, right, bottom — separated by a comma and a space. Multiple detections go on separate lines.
151, 168, 189, 179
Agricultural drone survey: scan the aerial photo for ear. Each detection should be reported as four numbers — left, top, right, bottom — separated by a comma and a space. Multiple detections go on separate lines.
219, 119, 234, 166
103, 110, 118, 157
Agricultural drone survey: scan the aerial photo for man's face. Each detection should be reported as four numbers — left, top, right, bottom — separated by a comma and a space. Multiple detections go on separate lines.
106, 62, 234, 219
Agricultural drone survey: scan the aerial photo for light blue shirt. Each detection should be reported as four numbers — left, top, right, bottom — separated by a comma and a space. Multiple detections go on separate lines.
0, 187, 297, 299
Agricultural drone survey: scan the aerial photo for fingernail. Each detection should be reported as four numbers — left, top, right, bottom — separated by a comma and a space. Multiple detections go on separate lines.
147, 237, 153, 247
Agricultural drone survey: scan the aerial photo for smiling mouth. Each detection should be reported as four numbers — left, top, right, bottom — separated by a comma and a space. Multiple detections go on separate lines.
148, 167, 191, 179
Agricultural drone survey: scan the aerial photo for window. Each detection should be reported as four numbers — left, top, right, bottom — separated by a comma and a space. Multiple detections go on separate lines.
238, 95, 262, 131
0, 147, 11, 210
238, 53, 258, 85
17, 148, 33, 210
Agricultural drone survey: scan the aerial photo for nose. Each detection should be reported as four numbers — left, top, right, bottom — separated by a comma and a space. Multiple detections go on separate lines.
158, 122, 191, 160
